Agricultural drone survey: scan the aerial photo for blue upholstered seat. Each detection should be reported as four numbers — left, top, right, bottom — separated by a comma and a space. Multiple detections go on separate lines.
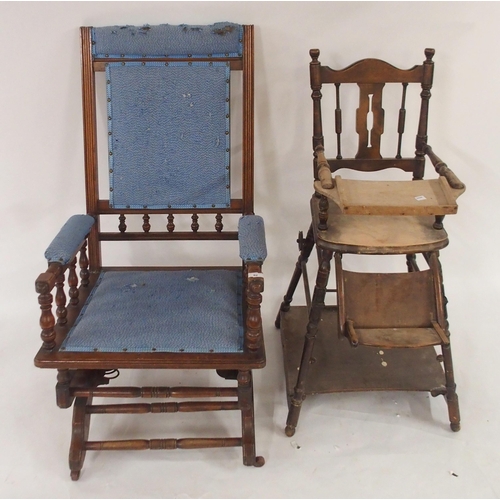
61, 269, 243, 353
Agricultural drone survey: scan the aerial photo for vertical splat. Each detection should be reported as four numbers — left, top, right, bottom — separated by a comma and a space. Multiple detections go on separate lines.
355, 83, 385, 159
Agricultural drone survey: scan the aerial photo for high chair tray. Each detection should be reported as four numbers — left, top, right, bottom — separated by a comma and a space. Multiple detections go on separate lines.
314, 175, 465, 216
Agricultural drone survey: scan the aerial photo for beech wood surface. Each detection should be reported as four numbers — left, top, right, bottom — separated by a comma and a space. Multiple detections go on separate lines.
276, 48, 462, 437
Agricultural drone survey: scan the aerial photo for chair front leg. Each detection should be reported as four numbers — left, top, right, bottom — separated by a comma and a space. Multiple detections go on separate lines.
69, 396, 92, 480
285, 248, 333, 437
238, 370, 265, 467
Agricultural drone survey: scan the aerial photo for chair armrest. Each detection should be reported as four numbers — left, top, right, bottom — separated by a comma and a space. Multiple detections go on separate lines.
315, 145, 334, 189
35, 262, 63, 295
44, 214, 95, 265
424, 145, 465, 190
238, 215, 267, 264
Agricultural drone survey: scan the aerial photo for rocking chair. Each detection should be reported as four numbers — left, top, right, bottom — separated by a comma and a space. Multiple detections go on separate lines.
34, 23, 267, 479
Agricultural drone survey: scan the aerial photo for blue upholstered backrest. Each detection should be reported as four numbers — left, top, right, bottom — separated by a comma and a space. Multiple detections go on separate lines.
92, 23, 242, 209
92, 23, 242, 58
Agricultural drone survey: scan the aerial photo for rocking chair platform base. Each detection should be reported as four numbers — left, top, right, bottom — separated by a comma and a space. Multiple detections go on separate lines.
280, 306, 446, 398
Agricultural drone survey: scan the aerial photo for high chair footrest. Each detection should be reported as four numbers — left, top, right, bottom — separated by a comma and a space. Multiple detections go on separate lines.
354, 326, 443, 348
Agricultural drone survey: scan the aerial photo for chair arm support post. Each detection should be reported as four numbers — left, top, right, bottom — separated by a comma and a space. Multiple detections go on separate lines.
424, 145, 465, 190
36, 262, 63, 295
238, 215, 266, 351
36, 262, 64, 350
244, 263, 264, 352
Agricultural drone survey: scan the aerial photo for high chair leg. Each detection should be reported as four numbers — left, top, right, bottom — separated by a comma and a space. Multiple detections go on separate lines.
441, 343, 461, 431
285, 249, 333, 436
276, 225, 315, 328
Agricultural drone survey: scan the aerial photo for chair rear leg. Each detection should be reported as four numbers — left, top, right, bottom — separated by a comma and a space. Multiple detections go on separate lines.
441, 343, 461, 431
69, 396, 92, 480
238, 370, 264, 467
275, 225, 315, 328
428, 251, 460, 431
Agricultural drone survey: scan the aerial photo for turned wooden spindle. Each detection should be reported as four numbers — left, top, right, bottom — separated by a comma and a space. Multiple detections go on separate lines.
415, 48, 435, 179
167, 214, 175, 233
79, 241, 90, 288
86, 401, 239, 414
396, 83, 408, 159
39, 290, 55, 350
191, 214, 199, 233
215, 213, 223, 233
335, 83, 342, 159
318, 195, 329, 230
36, 263, 60, 350
118, 214, 127, 233
72, 386, 239, 399
68, 257, 79, 306
245, 265, 264, 351
310, 48, 324, 152
55, 270, 67, 325
142, 214, 151, 233
85, 438, 242, 452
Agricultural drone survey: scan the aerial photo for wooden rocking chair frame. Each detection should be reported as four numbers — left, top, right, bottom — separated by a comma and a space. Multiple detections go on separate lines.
34, 24, 266, 479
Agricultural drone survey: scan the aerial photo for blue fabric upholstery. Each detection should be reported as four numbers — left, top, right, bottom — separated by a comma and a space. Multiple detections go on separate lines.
61, 269, 243, 353
44, 215, 95, 265
107, 62, 230, 209
92, 23, 242, 58
238, 216, 267, 263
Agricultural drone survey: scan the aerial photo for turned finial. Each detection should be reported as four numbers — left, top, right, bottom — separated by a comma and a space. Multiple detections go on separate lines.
310, 48, 320, 62
425, 48, 435, 62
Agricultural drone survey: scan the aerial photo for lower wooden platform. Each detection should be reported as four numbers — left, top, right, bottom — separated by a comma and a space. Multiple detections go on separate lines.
280, 306, 446, 398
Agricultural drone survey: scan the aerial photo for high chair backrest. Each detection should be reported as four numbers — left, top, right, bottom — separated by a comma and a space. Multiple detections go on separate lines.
310, 48, 435, 181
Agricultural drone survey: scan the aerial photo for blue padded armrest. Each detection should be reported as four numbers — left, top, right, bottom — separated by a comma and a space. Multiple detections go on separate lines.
238, 215, 267, 263
44, 215, 95, 265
